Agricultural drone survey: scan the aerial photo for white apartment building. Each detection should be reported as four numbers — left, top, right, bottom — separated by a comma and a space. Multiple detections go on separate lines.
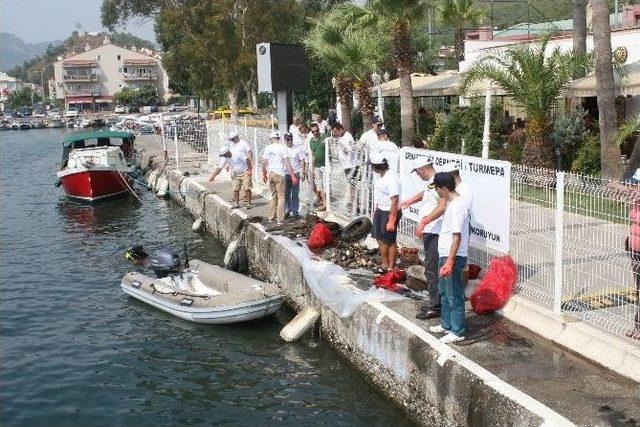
53, 40, 169, 111
0, 72, 43, 111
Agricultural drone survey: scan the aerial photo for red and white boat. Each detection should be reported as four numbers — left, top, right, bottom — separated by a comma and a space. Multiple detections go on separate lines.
57, 130, 136, 202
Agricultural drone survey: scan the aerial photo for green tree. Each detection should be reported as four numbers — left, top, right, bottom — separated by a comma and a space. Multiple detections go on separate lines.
304, 5, 387, 132
367, 0, 429, 146
460, 36, 589, 168
7, 87, 40, 110
439, 0, 483, 65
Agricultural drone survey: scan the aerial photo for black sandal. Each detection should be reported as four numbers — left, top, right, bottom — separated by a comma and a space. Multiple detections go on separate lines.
416, 308, 440, 320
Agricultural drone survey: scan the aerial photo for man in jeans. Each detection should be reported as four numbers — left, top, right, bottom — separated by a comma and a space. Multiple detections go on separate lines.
262, 131, 297, 224
400, 158, 446, 320
428, 172, 469, 344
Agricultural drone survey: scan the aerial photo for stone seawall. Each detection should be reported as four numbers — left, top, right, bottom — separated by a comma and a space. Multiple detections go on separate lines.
164, 170, 572, 427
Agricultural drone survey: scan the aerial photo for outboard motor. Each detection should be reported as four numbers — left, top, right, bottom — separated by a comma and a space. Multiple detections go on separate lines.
148, 249, 181, 278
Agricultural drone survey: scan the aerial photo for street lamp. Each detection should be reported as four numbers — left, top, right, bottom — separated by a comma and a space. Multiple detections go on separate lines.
371, 72, 384, 120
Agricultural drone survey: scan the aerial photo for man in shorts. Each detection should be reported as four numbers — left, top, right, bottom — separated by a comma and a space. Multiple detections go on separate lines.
208, 143, 252, 209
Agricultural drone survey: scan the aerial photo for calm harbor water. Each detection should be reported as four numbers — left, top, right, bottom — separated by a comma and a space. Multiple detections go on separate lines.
0, 129, 412, 427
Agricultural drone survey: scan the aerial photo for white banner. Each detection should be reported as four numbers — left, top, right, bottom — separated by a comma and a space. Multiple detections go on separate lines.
399, 148, 511, 253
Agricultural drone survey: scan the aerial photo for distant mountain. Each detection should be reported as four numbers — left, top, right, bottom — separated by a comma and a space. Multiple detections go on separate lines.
0, 32, 62, 71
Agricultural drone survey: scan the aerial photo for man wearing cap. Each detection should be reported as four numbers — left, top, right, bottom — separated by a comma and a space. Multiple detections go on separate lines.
262, 131, 297, 224
208, 131, 253, 209
400, 158, 447, 319
358, 115, 384, 154
284, 132, 306, 219
428, 172, 469, 344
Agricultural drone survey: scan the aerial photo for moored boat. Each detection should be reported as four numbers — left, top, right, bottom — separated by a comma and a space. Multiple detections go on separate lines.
121, 258, 283, 324
56, 130, 135, 202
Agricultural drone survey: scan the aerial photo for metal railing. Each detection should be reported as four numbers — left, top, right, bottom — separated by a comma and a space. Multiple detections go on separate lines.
63, 74, 98, 82
163, 119, 640, 343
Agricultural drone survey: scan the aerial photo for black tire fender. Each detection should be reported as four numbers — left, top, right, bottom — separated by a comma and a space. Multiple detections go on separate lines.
341, 217, 373, 242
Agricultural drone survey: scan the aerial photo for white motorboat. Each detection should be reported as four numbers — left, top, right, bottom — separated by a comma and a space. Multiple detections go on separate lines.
121, 259, 283, 324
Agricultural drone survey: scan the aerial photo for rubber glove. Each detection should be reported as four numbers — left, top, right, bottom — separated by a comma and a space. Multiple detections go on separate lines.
385, 213, 397, 232
439, 258, 454, 277
400, 193, 422, 210
291, 174, 299, 186
415, 217, 431, 237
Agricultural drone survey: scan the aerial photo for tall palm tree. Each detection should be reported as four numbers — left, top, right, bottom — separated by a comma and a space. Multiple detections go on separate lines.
439, 0, 483, 66
460, 37, 588, 168
592, 0, 620, 179
304, 5, 386, 132
368, 0, 428, 146
572, 0, 587, 78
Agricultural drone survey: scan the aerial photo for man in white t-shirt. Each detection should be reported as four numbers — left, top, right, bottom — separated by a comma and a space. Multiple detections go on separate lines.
358, 115, 384, 154
371, 127, 400, 166
428, 172, 469, 344
262, 131, 297, 224
284, 132, 307, 219
400, 157, 447, 319
289, 116, 302, 140
208, 131, 253, 209
440, 162, 472, 211
333, 123, 359, 213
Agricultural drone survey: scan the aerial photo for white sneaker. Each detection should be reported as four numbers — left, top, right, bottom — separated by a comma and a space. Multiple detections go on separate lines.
429, 325, 447, 333
439, 332, 465, 344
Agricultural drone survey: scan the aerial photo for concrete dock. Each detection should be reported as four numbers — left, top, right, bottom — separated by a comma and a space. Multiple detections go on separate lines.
135, 135, 640, 426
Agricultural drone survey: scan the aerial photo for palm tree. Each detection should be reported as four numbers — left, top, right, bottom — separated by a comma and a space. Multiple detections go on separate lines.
592, 0, 620, 179
572, 0, 587, 78
460, 37, 588, 168
439, 0, 483, 66
368, 0, 428, 146
304, 5, 386, 132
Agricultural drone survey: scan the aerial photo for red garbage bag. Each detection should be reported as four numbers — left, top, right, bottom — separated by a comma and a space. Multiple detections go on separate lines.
374, 269, 406, 293
307, 222, 335, 249
470, 255, 517, 315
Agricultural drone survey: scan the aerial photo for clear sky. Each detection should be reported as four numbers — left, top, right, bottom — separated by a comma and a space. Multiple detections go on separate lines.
0, 0, 156, 44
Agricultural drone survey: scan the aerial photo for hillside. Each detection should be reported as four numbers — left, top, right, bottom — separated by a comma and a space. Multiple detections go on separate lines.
0, 32, 62, 71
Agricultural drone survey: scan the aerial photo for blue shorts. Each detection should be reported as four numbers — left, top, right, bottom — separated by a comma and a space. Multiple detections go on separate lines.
372, 209, 402, 244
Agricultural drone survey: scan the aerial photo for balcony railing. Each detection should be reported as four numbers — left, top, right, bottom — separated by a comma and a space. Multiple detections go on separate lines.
123, 73, 158, 80
64, 88, 100, 96
63, 74, 98, 82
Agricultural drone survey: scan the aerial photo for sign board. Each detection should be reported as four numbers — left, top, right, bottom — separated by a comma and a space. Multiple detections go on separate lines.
256, 43, 310, 93
399, 148, 511, 253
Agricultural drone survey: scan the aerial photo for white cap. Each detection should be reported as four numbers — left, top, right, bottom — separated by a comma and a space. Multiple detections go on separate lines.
270, 130, 281, 139
228, 130, 238, 140
369, 151, 386, 165
439, 162, 459, 173
411, 157, 433, 172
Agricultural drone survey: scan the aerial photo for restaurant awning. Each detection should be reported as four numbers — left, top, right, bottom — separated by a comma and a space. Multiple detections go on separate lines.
375, 71, 506, 98
565, 61, 640, 97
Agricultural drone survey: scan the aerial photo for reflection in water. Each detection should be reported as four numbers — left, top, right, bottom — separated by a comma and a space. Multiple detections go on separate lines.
58, 196, 141, 236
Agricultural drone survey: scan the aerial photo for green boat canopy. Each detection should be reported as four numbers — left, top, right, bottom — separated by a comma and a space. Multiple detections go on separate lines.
63, 130, 135, 146
61, 130, 136, 165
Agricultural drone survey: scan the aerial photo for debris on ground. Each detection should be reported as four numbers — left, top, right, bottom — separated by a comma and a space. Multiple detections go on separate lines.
322, 241, 379, 270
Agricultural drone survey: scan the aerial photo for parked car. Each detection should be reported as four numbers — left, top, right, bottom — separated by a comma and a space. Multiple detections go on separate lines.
209, 107, 258, 120
168, 103, 188, 112
65, 108, 79, 118
47, 109, 62, 119
140, 105, 157, 114
114, 105, 128, 114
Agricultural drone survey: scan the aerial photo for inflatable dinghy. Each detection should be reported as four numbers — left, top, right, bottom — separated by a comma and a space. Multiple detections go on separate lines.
121, 259, 283, 324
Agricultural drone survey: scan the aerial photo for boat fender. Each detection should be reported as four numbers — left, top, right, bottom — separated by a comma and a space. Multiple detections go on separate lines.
192, 218, 204, 232
157, 176, 169, 198
280, 307, 320, 342
226, 245, 248, 274
224, 239, 240, 266
147, 170, 158, 190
